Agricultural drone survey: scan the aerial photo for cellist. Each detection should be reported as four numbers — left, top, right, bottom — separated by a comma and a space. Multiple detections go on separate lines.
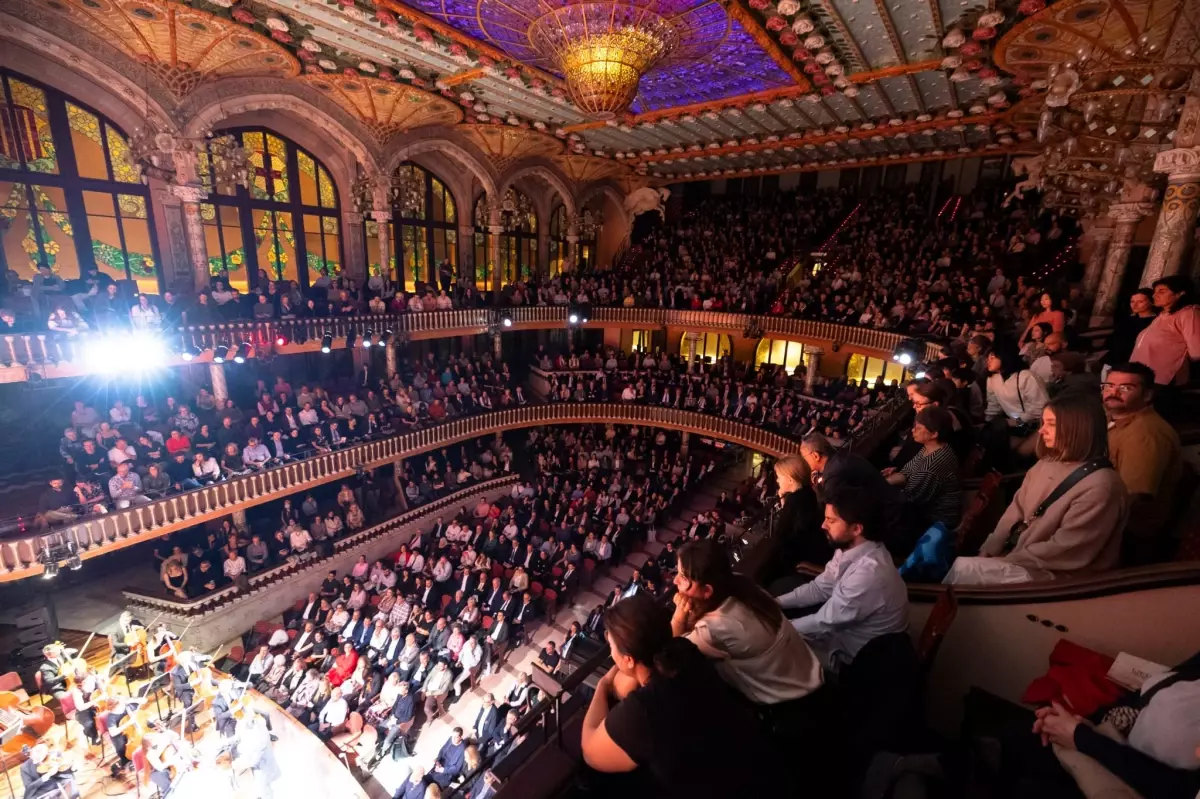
65, 662, 102, 750
103, 695, 138, 777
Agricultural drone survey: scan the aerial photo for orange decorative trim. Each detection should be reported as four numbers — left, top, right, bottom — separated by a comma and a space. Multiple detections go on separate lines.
562, 120, 620, 133
720, 0, 812, 90
848, 60, 942, 83
440, 68, 487, 87
627, 110, 1010, 163
651, 145, 1039, 183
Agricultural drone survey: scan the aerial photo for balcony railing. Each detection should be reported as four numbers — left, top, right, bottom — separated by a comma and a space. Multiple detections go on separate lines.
0, 404, 802, 582
1, 308, 942, 372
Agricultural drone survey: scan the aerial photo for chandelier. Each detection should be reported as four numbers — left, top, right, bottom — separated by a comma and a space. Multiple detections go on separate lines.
352, 167, 424, 215
578, 207, 603, 238
529, 2, 679, 118
126, 130, 249, 194
501, 188, 534, 231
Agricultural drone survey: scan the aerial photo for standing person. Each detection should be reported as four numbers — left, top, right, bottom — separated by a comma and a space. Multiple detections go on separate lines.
1103, 289, 1157, 369
580, 593, 791, 798
233, 712, 281, 799
768, 453, 827, 584
1130, 276, 1200, 415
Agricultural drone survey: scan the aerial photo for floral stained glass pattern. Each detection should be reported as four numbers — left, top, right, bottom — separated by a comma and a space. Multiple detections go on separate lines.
67, 103, 107, 180
2, 78, 58, 173
105, 125, 141, 184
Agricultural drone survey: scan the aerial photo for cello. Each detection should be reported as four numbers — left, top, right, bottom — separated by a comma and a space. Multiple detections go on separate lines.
0, 690, 57, 761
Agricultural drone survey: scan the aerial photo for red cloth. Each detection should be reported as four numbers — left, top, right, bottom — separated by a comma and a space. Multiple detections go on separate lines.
1022, 639, 1124, 717
327, 651, 358, 687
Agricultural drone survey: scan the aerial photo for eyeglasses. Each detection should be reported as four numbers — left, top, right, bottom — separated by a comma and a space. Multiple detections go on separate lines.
1100, 382, 1139, 395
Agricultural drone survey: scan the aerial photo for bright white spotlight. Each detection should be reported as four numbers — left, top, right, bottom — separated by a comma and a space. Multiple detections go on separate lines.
897, 353, 913, 366
915, 371, 928, 379
568, 313, 579, 325
84, 332, 168, 375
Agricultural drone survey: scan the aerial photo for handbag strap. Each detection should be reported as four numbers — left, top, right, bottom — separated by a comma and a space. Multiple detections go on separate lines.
1031, 458, 1111, 520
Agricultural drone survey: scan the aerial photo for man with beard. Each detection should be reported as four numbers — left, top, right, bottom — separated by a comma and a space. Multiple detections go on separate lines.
773, 480, 908, 674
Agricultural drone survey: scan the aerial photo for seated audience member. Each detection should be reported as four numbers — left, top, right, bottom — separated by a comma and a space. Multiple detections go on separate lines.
985, 337, 1049, 432
883, 407, 962, 529
580, 593, 792, 798
775, 480, 908, 673
1102, 362, 1183, 559
946, 393, 1129, 586
769, 453, 827, 576
671, 539, 823, 725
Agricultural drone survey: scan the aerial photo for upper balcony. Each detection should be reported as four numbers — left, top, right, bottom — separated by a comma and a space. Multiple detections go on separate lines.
0, 307, 943, 382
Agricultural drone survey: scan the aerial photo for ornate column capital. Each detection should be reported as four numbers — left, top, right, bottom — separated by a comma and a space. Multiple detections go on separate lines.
345, 211, 365, 226
1107, 201, 1154, 225
565, 235, 580, 244
1153, 146, 1200, 182
168, 183, 207, 204
487, 225, 505, 236
806, 346, 824, 358
370, 209, 393, 223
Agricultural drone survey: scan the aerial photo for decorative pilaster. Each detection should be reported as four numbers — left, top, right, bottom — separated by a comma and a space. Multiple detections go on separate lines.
168, 184, 210, 291
1091, 202, 1154, 327
343, 211, 366, 283
1080, 219, 1115, 300
804, 347, 823, 393
684, 332, 701, 374
385, 343, 397, 379
492, 332, 502, 359
680, 431, 690, 454
566, 214, 581, 274
1141, 146, 1200, 285
209, 362, 228, 405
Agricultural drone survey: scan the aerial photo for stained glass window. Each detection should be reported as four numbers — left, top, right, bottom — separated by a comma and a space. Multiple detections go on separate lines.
549, 204, 566, 278
498, 189, 536, 287
0, 69, 160, 294
680, 332, 731, 364
755, 339, 808, 373
387, 162, 457, 292
201, 127, 341, 291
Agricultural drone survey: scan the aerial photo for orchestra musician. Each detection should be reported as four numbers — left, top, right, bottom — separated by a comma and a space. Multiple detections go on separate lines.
66, 663, 103, 749
211, 680, 238, 739
168, 652, 199, 732
143, 720, 190, 798
19, 744, 78, 799
37, 643, 73, 697
104, 695, 138, 776
111, 612, 149, 681
232, 712, 280, 799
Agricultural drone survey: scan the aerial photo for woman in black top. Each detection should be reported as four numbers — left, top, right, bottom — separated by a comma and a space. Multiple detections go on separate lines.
581, 593, 790, 799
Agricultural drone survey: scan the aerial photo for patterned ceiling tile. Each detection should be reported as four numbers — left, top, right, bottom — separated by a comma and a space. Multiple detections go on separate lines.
301, 75, 463, 142
393, 0, 793, 111
38, 0, 298, 97
552, 153, 631, 185
456, 123, 564, 172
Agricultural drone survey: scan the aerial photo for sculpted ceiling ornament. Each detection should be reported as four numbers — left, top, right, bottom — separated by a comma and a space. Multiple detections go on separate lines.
35, 0, 298, 98
457, 124, 564, 173
301, 74, 463, 143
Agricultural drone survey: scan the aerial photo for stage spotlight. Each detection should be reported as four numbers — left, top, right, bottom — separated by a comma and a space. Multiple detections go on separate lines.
84, 331, 168, 374
346, 330, 358, 350
321, 332, 333, 354
233, 345, 248, 364
42, 561, 58, 579
227, 345, 240, 364
275, 334, 289, 347
66, 554, 82, 571
568, 312, 579, 325
378, 330, 393, 346
180, 345, 200, 362
362, 329, 374, 348
213, 345, 228, 363
500, 314, 513, 328
892, 338, 923, 368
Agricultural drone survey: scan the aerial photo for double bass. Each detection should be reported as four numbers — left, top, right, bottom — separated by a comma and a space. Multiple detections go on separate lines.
0, 691, 57, 761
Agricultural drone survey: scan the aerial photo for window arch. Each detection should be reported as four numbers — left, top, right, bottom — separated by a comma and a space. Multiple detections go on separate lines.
198, 128, 341, 292
472, 195, 492, 292
578, 205, 598, 271
0, 68, 162, 297
680, 332, 732, 364
384, 162, 457, 293
755, 339, 809, 373
549, 204, 567, 278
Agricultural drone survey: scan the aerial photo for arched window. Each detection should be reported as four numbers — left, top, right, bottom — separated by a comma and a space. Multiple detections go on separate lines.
499, 189, 536, 287
198, 128, 340, 292
389, 163, 456, 292
0, 68, 162, 298
549, 204, 567, 278
679, 332, 731, 364
578, 205, 598, 270
755, 339, 808, 373
472, 195, 492, 292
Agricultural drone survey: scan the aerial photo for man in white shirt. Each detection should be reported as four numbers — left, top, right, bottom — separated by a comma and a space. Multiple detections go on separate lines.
108, 438, 136, 468
776, 482, 908, 673
310, 687, 348, 738
224, 550, 247, 584
298, 403, 319, 426
1029, 333, 1067, 384
242, 438, 271, 470
289, 526, 312, 555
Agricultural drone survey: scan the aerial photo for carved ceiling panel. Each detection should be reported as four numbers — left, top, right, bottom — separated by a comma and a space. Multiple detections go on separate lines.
302, 74, 463, 143
457, 124, 564, 172
38, 0, 298, 97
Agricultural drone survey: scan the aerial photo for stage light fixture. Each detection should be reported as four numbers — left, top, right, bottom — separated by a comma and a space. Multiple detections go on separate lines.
67, 554, 82, 571
180, 345, 200, 362
892, 338, 923, 368
321, 332, 333, 353
501, 314, 513, 328
362, 329, 375, 348
233, 345, 248, 364
275, 334, 289, 347
345, 330, 358, 349
83, 331, 168, 374
378, 330, 393, 346
42, 561, 58, 579
212, 345, 228, 364
568, 312, 580, 325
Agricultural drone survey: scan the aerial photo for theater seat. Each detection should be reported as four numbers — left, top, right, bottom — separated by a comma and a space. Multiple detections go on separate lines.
529, 581, 543, 599
543, 589, 558, 623
331, 711, 364, 751
956, 470, 1001, 555
917, 588, 957, 675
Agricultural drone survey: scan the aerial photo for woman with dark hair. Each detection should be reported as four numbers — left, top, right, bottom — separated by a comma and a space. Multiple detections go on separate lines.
1130, 276, 1200, 387
1021, 321, 1053, 363
883, 406, 962, 528
671, 539, 822, 707
1020, 290, 1066, 343
985, 337, 1049, 427
945, 392, 1128, 586
1103, 288, 1157, 368
769, 452, 827, 572
580, 593, 789, 798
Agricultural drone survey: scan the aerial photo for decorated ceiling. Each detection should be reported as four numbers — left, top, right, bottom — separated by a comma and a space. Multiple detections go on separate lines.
3, 0, 1197, 185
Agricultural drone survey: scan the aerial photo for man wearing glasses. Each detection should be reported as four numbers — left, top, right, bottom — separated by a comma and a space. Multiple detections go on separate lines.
1103, 362, 1182, 561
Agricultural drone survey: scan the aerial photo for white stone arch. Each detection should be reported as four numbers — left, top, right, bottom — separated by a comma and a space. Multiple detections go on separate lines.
385, 138, 498, 199
181, 92, 381, 177
499, 162, 577, 216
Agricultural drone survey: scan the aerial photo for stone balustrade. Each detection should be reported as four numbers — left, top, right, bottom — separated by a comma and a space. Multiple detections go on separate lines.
0, 404, 801, 582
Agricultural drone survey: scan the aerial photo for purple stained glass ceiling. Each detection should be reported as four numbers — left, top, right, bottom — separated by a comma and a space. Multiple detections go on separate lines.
395, 0, 795, 111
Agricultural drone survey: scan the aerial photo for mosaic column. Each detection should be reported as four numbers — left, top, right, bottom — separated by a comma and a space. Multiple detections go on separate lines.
169, 184, 210, 292
492, 331, 502, 359
566, 214, 581, 274
385, 343, 397, 379
371, 209, 392, 282
1080, 220, 1115, 301
1091, 202, 1153, 328
209, 362, 228, 405
1140, 146, 1200, 285
685, 332, 701, 374
487, 199, 504, 304
680, 431, 690, 455
343, 212, 366, 284
804, 347, 823, 394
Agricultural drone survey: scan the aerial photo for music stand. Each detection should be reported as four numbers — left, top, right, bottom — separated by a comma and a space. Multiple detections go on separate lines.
107, 651, 135, 694
138, 671, 171, 722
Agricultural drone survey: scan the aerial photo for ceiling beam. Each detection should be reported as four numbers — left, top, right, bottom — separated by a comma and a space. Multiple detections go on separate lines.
849, 59, 941, 82
813, 0, 870, 70
440, 68, 487, 87
871, 0, 908, 65
627, 109, 1009, 163
719, 0, 814, 89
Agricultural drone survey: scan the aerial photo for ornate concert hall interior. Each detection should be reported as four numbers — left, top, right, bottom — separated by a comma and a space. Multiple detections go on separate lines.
0, 0, 1198, 796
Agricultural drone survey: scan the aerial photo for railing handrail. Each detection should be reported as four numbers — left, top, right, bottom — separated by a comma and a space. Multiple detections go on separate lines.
121, 475, 520, 615
0, 404, 803, 583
